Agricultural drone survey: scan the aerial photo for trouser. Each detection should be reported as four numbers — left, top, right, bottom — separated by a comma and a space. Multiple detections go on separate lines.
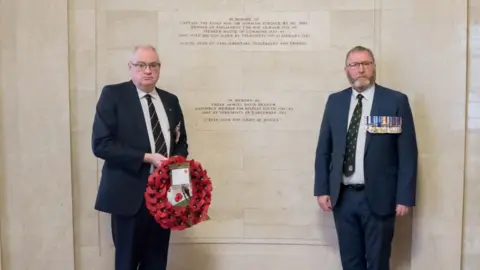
111, 202, 171, 270
333, 184, 396, 270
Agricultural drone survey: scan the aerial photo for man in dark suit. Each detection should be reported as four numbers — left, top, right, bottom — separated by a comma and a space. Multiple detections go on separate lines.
314, 46, 418, 270
92, 45, 188, 270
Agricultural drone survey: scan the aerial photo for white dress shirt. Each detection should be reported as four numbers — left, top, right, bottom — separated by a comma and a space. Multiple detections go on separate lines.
137, 89, 171, 171
342, 85, 375, 185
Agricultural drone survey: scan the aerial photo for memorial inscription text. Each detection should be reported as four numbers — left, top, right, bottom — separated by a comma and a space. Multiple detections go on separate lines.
178, 16, 310, 47
195, 98, 293, 123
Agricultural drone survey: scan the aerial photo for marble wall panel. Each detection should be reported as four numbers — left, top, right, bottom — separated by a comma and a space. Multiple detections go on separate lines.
0, 0, 75, 269
0, 0, 474, 269
462, 1, 480, 270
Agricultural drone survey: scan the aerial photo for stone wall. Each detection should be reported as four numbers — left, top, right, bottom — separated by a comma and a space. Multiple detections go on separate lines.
0, 0, 476, 269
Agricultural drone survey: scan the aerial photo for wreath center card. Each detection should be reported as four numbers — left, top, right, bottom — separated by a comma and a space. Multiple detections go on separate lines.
168, 162, 191, 206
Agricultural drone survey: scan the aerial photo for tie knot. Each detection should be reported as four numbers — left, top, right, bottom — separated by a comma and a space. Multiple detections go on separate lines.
145, 94, 152, 101
357, 94, 364, 100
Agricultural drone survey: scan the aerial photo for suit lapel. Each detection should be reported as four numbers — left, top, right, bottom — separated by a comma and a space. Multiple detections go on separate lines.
127, 81, 151, 152
156, 89, 175, 130
338, 88, 352, 149
364, 85, 383, 156
156, 89, 175, 155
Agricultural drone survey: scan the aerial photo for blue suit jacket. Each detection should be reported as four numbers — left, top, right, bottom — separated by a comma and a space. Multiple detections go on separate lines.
314, 84, 418, 216
92, 80, 189, 216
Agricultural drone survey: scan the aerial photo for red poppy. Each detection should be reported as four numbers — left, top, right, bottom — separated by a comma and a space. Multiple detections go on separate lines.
144, 157, 212, 230
175, 193, 183, 202
203, 182, 213, 192
189, 197, 205, 209
147, 174, 156, 185
157, 185, 168, 197
154, 177, 164, 189
204, 194, 212, 204
195, 189, 206, 199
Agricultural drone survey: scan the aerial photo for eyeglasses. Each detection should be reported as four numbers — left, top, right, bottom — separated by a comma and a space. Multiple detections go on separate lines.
346, 61, 374, 69
130, 62, 161, 70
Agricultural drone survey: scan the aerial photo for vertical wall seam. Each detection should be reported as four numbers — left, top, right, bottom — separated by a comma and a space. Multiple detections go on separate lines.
460, 0, 470, 269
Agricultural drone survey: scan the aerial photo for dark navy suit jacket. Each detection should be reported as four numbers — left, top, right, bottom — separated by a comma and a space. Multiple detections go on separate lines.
314, 84, 418, 216
92, 80, 188, 216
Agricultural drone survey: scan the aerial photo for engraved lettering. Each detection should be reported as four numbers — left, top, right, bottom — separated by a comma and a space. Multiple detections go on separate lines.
177, 15, 311, 49
195, 98, 292, 124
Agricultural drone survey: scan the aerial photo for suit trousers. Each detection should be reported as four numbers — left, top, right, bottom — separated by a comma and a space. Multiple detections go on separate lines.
111, 200, 171, 270
333, 186, 396, 270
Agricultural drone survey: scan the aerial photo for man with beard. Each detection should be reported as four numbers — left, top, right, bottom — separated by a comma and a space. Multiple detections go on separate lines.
314, 46, 418, 270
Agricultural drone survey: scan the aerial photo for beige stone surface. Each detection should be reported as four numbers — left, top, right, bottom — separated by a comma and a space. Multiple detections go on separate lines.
463, 2, 480, 270
0, 0, 477, 269
0, 0, 75, 269
380, 2, 468, 269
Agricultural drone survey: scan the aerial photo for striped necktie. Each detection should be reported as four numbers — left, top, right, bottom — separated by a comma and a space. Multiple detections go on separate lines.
145, 94, 168, 156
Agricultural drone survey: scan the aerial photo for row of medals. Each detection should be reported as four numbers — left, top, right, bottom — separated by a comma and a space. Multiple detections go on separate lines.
364, 116, 402, 134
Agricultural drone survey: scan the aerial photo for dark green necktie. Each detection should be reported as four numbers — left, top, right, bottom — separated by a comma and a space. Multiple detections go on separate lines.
343, 94, 363, 177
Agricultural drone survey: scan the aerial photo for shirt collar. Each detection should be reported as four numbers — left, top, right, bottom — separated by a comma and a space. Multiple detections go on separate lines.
351, 84, 374, 101
137, 88, 159, 99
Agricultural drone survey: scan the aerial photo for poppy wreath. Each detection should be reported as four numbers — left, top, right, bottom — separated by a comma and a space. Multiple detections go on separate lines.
144, 155, 212, 230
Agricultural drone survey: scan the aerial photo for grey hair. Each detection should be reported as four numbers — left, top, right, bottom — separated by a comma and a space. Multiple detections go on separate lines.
130, 45, 159, 62
345, 45, 375, 65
